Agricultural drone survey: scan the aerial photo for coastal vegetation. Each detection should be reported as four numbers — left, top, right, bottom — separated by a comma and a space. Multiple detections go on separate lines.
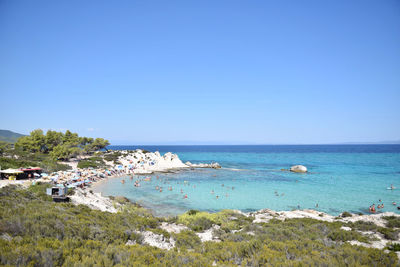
0, 129, 110, 173
0, 184, 398, 266
77, 156, 107, 169
0, 151, 70, 173
15, 129, 109, 160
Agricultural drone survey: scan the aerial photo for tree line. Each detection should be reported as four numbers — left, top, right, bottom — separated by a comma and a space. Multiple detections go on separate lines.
14, 129, 110, 160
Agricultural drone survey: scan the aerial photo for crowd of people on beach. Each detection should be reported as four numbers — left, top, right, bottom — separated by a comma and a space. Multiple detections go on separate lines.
45, 165, 135, 189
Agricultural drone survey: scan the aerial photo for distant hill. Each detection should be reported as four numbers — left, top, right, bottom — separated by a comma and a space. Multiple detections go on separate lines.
339, 140, 400, 145
0, 130, 25, 143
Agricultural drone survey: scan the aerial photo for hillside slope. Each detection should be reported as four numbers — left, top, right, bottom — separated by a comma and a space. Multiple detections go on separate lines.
0, 129, 25, 143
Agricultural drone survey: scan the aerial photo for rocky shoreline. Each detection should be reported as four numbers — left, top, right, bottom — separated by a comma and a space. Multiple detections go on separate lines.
3, 148, 400, 259
0, 149, 221, 189
68, 186, 400, 254
56, 149, 400, 254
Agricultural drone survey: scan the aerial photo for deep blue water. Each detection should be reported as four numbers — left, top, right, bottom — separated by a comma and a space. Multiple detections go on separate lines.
95, 145, 400, 216
109, 144, 400, 154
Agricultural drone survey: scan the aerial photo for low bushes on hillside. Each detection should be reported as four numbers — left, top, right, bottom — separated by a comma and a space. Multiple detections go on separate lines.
0, 185, 398, 266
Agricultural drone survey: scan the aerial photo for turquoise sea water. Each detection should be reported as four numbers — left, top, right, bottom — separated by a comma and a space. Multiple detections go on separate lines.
93, 145, 400, 216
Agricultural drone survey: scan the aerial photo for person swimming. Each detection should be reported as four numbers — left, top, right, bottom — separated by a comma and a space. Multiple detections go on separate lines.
393, 202, 396, 205
369, 204, 376, 213
183, 194, 188, 199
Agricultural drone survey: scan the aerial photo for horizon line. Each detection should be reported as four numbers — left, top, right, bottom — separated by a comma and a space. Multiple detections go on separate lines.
108, 142, 400, 146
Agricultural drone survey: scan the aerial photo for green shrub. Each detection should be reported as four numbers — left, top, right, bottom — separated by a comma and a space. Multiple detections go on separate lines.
148, 228, 171, 239
114, 196, 131, 204
66, 188, 75, 196
0, 156, 70, 173
387, 243, 400, 252
177, 210, 251, 232
378, 227, 399, 240
340, 211, 352, 218
174, 230, 201, 249
350, 221, 379, 232
383, 216, 400, 228
0, 157, 39, 169
77, 159, 98, 168
129, 232, 144, 244
327, 227, 371, 243
104, 152, 121, 162
187, 209, 199, 215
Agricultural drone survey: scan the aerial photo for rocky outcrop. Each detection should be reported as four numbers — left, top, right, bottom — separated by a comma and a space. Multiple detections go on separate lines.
127, 230, 175, 250
185, 162, 221, 169
196, 225, 221, 242
160, 222, 189, 234
69, 188, 118, 213
250, 209, 334, 223
290, 165, 307, 173
115, 150, 221, 174
117, 150, 189, 174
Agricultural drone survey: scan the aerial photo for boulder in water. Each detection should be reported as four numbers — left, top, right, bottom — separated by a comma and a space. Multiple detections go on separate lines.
211, 163, 221, 169
290, 165, 307, 173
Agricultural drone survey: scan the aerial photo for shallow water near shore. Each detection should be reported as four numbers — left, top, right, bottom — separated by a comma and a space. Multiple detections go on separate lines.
93, 145, 400, 217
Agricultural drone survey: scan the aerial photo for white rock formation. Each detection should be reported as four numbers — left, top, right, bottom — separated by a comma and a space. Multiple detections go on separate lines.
339, 212, 399, 227
160, 222, 189, 234
130, 230, 175, 250
69, 188, 117, 213
116, 150, 189, 174
196, 225, 221, 242
113, 150, 221, 174
251, 209, 334, 223
290, 165, 307, 173
185, 162, 221, 169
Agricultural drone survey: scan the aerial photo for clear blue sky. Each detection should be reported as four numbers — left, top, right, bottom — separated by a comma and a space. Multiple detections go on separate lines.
1, 0, 399, 145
